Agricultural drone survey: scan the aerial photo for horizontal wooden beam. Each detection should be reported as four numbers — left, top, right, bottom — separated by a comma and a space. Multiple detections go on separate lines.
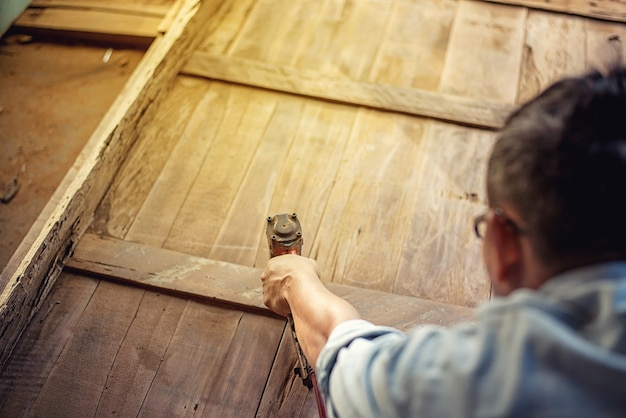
182, 52, 514, 129
0, 0, 227, 370
29, 0, 170, 16
14, 6, 163, 40
66, 234, 475, 330
483, 0, 626, 23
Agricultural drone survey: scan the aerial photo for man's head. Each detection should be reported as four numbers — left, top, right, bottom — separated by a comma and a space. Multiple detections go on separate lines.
483, 66, 626, 294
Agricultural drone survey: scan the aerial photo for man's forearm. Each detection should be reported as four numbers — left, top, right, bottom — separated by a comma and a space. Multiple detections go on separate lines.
285, 274, 361, 366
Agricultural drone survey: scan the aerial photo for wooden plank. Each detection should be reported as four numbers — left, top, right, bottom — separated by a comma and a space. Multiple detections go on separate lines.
256, 333, 318, 418
368, 0, 457, 90
197, 0, 258, 54
137, 302, 284, 417
182, 52, 514, 129
439, 0, 527, 104
92, 289, 188, 416
29, 0, 170, 17
126, 85, 278, 254
14, 7, 163, 39
310, 109, 426, 293
518, 10, 586, 104
66, 234, 476, 328
394, 121, 494, 307
0, 273, 99, 416
197, 313, 285, 416
122, 81, 234, 248
585, 19, 626, 71
28, 280, 146, 416
291, 0, 393, 79
0, 0, 226, 370
208, 96, 305, 266
483, 0, 626, 23
252, 100, 358, 268
90, 76, 211, 239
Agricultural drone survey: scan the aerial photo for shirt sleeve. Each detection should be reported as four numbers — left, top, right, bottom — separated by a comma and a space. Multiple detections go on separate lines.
315, 319, 478, 418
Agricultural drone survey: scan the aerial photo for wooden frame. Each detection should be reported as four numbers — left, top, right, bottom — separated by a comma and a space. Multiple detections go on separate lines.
0, 0, 226, 369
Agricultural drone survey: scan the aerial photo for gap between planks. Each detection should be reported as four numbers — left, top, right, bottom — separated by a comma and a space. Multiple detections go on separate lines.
66, 234, 475, 330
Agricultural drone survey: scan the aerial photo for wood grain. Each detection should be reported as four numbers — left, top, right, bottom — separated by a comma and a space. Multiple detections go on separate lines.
439, 0, 527, 104
91, 76, 210, 239
369, 0, 457, 90
29, 0, 170, 16
124, 81, 235, 248
585, 19, 626, 71
483, 0, 626, 23
517, 11, 586, 104
182, 52, 514, 129
0, 273, 98, 417
0, 0, 225, 370
14, 7, 163, 39
310, 109, 425, 293
28, 280, 146, 416
394, 121, 495, 307
252, 100, 358, 268
137, 302, 280, 417
66, 234, 476, 328
208, 96, 305, 266
93, 291, 188, 417
156, 86, 279, 255
256, 333, 318, 418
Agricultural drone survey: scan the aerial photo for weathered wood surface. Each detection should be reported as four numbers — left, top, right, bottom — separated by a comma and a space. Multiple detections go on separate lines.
0, 0, 226, 370
67, 234, 476, 328
483, 0, 626, 23
92, 75, 493, 306
0, 272, 288, 417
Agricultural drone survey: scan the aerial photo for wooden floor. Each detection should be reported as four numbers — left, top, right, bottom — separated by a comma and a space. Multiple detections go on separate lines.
2, 0, 626, 416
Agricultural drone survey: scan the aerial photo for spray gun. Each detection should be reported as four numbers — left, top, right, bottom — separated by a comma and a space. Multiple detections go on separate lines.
266, 213, 327, 418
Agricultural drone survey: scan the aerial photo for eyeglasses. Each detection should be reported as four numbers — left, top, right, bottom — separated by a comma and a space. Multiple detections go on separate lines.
473, 207, 526, 239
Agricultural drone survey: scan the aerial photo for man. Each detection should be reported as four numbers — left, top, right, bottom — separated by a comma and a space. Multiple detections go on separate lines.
261, 66, 626, 417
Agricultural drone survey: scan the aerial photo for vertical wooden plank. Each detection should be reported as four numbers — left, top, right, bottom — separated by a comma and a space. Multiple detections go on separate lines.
91, 76, 211, 239
369, 0, 457, 89
0, 273, 98, 416
162, 86, 278, 256
295, 0, 393, 80
311, 109, 426, 293
439, 0, 526, 103
137, 301, 240, 416
199, 0, 258, 54
93, 292, 188, 417
395, 121, 494, 307
256, 333, 318, 418
124, 81, 228, 248
27, 280, 146, 416
518, 11, 586, 104
585, 19, 626, 71
253, 100, 358, 268
228, 0, 325, 66
208, 96, 305, 266
137, 303, 284, 417
198, 314, 285, 417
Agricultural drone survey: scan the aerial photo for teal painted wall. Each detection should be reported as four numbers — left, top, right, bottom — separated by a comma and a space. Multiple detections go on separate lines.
1, 0, 31, 38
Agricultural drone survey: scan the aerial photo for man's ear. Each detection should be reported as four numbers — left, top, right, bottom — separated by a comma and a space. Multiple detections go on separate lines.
487, 214, 523, 294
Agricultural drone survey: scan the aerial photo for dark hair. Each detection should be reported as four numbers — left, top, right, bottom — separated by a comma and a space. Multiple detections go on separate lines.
487, 66, 626, 268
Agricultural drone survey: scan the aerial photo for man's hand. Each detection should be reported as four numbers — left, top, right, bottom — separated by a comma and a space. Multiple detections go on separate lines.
261, 254, 321, 317
260, 254, 361, 364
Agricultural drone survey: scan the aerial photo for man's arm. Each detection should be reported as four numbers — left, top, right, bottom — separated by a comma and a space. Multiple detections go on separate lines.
261, 254, 361, 365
